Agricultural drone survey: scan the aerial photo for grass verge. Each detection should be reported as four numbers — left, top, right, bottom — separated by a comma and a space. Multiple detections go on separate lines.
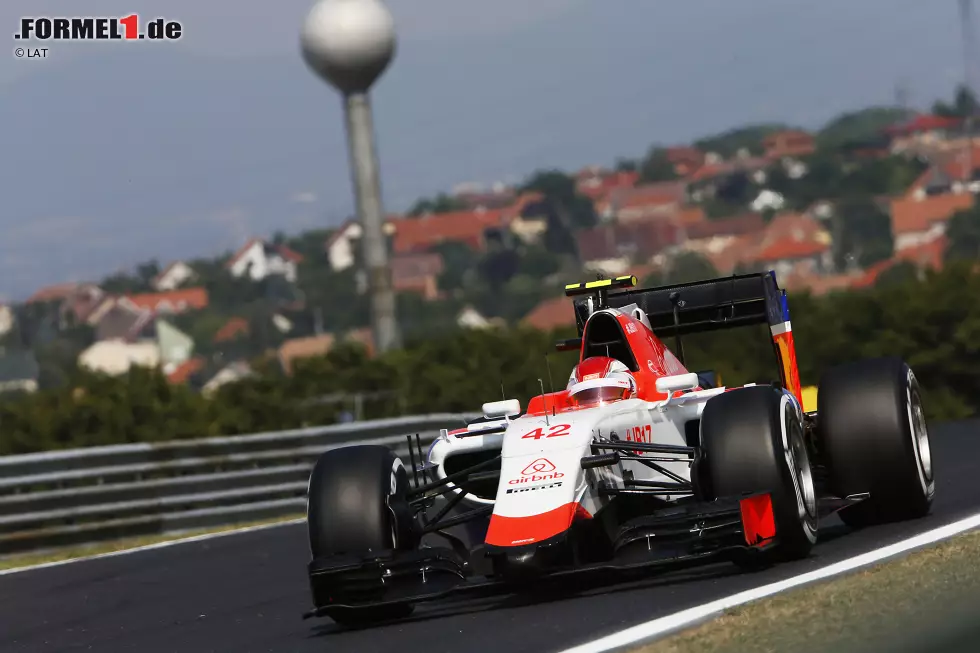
0, 514, 304, 572
635, 527, 980, 653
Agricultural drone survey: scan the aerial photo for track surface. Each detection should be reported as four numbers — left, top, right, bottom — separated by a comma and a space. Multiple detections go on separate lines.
2, 420, 979, 653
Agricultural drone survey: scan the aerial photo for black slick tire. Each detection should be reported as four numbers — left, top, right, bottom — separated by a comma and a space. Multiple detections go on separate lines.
817, 357, 935, 528
306, 445, 414, 626
700, 385, 819, 564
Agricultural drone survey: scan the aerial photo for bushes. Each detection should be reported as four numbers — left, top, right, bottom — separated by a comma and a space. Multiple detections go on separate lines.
1, 264, 979, 455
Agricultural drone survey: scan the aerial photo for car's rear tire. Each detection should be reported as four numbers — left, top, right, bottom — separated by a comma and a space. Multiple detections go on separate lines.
817, 357, 935, 528
700, 385, 819, 564
306, 445, 415, 627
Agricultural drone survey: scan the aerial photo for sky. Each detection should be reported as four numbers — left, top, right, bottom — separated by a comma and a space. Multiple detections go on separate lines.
0, 0, 974, 300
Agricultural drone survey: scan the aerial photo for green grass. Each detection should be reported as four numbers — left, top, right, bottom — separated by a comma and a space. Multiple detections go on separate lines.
0, 514, 305, 572
634, 528, 980, 653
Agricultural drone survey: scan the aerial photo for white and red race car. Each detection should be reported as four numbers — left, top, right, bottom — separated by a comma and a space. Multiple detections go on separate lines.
302, 272, 935, 626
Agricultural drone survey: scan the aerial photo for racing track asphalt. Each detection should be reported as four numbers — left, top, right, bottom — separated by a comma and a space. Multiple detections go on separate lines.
1, 419, 979, 653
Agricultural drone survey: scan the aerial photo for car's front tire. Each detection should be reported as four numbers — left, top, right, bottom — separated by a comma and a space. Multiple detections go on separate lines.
817, 357, 935, 528
700, 385, 819, 564
306, 445, 415, 627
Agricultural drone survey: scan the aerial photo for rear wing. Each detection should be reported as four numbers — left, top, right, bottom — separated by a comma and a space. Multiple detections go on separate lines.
602, 272, 785, 338
568, 271, 804, 407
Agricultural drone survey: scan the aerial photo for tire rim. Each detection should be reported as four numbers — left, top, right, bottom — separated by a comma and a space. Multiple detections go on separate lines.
908, 383, 933, 484
786, 410, 818, 521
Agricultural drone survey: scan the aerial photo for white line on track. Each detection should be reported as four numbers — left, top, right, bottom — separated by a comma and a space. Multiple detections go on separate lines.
0, 518, 304, 577
556, 512, 980, 653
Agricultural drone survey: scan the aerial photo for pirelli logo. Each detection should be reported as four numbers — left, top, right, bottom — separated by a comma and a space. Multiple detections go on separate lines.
506, 481, 563, 494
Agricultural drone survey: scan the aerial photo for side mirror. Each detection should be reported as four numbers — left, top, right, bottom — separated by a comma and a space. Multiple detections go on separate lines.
656, 373, 700, 395
482, 399, 521, 419
555, 338, 581, 352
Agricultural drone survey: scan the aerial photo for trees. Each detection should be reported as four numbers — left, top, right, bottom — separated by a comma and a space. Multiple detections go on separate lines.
3, 264, 980, 454
766, 152, 925, 212
408, 193, 468, 217
643, 252, 718, 286
831, 196, 894, 270
521, 169, 597, 230
933, 85, 979, 119
693, 124, 795, 158
637, 147, 678, 183
945, 205, 980, 263
816, 107, 912, 151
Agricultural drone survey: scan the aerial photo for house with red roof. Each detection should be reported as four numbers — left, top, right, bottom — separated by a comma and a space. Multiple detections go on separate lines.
762, 130, 816, 160
166, 357, 207, 385
695, 213, 832, 278
576, 220, 685, 276
24, 283, 85, 305
595, 182, 688, 223
885, 114, 964, 154
83, 288, 208, 343
214, 317, 251, 344
750, 213, 833, 277
678, 213, 766, 257
329, 193, 548, 265
227, 238, 305, 283
903, 166, 958, 199
117, 287, 209, 315
389, 207, 512, 254
575, 167, 639, 201
933, 144, 980, 191
521, 296, 576, 332
664, 147, 707, 177
389, 252, 445, 301
889, 191, 975, 251
686, 156, 771, 202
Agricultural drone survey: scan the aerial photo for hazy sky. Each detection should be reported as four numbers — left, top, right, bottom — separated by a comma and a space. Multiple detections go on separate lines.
0, 0, 974, 299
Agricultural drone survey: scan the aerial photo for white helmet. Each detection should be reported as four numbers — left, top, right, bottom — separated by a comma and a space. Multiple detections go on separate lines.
566, 356, 637, 408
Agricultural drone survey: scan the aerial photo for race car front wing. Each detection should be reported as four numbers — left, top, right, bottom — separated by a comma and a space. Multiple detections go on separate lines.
303, 493, 779, 619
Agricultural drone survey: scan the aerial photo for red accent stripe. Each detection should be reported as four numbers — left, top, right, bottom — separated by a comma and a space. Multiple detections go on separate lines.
447, 427, 468, 436
485, 503, 592, 546
739, 494, 776, 545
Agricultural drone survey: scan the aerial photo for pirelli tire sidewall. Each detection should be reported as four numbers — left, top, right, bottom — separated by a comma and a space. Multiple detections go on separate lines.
817, 357, 935, 527
700, 385, 818, 562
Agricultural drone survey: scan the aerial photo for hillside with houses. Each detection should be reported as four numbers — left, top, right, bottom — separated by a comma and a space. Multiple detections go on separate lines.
2, 91, 980, 400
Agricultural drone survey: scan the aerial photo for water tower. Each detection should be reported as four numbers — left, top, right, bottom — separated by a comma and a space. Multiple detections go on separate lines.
301, 0, 401, 353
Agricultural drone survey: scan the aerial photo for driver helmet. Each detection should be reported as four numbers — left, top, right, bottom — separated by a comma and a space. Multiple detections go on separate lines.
566, 356, 637, 408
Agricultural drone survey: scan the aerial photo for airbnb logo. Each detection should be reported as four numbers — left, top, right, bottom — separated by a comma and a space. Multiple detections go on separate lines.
522, 458, 556, 475
511, 458, 563, 485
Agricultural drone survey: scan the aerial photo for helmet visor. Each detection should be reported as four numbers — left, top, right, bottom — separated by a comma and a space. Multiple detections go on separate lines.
568, 385, 631, 408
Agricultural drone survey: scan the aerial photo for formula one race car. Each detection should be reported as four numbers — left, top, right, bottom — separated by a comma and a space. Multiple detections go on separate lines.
302, 271, 935, 626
